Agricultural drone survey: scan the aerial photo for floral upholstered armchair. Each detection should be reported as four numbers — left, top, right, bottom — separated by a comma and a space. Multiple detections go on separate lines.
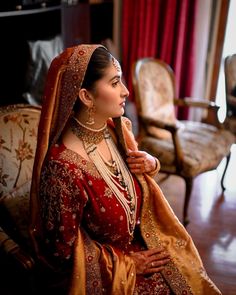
0, 104, 41, 270
132, 58, 235, 225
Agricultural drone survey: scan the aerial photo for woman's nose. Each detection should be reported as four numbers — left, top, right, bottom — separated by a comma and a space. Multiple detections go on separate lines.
121, 81, 129, 98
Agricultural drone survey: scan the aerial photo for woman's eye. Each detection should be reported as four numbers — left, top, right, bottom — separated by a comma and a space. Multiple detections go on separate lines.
112, 80, 119, 87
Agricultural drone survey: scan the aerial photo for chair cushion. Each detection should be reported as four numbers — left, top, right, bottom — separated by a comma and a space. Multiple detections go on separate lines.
140, 121, 235, 177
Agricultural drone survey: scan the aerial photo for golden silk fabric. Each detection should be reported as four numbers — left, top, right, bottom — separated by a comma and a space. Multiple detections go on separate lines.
30, 44, 221, 294
118, 117, 222, 295
69, 229, 136, 295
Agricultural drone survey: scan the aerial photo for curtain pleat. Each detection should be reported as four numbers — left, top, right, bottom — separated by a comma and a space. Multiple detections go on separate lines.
121, 0, 198, 119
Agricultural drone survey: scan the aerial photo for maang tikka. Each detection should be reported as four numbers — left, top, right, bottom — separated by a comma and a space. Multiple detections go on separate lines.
86, 105, 95, 125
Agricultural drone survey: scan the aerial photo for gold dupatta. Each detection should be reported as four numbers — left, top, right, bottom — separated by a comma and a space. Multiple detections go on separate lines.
117, 116, 222, 295
69, 115, 222, 294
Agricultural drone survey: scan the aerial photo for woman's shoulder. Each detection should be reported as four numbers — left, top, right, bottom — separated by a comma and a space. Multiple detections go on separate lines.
45, 142, 99, 178
46, 142, 81, 168
48, 142, 83, 163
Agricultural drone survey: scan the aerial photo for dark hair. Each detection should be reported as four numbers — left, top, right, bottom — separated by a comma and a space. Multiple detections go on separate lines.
81, 46, 112, 92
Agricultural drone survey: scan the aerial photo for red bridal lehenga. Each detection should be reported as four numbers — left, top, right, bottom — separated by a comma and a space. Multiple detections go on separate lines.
30, 44, 221, 295
39, 142, 173, 294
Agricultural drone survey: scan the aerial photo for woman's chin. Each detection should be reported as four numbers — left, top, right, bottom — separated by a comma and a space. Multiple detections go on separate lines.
119, 108, 125, 116
109, 108, 125, 119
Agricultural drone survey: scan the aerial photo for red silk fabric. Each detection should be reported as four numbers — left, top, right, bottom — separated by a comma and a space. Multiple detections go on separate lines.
121, 0, 197, 119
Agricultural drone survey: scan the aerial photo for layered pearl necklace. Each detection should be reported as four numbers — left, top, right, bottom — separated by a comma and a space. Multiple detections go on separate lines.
71, 117, 137, 237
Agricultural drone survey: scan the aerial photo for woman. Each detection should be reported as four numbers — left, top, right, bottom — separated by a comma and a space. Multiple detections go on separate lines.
30, 44, 221, 294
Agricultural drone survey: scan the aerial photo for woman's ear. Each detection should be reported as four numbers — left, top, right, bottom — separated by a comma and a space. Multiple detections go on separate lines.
78, 88, 94, 108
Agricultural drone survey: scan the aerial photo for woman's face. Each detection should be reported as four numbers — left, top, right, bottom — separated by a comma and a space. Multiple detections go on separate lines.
91, 60, 129, 121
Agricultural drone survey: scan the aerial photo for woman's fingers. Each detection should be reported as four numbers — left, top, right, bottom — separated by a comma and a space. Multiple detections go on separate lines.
126, 152, 156, 173
141, 247, 168, 258
144, 255, 170, 274
129, 248, 171, 275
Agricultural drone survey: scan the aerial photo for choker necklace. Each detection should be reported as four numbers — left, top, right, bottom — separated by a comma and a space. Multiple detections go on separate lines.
71, 116, 107, 144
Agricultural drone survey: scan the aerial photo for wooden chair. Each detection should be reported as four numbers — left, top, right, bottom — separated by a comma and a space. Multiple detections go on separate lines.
224, 53, 236, 135
132, 57, 235, 225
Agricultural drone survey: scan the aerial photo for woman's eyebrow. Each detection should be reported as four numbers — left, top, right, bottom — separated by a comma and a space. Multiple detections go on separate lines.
109, 74, 121, 82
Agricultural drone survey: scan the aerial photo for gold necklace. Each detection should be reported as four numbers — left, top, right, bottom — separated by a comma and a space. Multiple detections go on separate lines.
71, 116, 107, 144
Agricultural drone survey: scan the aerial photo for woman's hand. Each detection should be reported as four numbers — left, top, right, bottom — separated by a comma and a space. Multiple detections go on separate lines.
126, 150, 158, 174
129, 248, 170, 275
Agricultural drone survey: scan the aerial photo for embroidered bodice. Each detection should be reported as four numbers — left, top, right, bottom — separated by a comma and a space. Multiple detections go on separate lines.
39, 142, 143, 263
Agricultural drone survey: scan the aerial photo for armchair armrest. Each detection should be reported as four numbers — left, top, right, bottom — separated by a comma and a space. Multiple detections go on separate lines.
174, 97, 220, 110
141, 115, 178, 134
174, 97, 222, 127
140, 116, 184, 168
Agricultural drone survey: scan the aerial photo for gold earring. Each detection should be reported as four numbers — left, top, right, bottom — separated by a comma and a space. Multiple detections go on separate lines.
86, 105, 95, 125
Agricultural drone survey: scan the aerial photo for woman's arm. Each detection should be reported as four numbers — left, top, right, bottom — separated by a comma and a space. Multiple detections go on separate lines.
40, 159, 88, 267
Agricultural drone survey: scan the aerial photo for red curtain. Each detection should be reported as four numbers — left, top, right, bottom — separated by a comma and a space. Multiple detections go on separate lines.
121, 0, 197, 119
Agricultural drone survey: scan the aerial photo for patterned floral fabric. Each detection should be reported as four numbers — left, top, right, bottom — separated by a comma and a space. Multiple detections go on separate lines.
0, 104, 41, 251
141, 120, 235, 177
135, 59, 176, 140
39, 142, 173, 294
0, 104, 41, 199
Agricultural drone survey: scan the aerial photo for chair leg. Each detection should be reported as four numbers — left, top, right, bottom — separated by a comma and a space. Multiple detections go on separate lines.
183, 177, 193, 227
221, 152, 231, 191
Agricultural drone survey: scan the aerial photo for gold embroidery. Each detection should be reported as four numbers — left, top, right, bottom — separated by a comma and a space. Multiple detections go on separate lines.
71, 116, 107, 144
59, 148, 101, 179
175, 239, 187, 249
51, 45, 103, 146
137, 174, 194, 294
83, 231, 103, 294
104, 187, 113, 198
